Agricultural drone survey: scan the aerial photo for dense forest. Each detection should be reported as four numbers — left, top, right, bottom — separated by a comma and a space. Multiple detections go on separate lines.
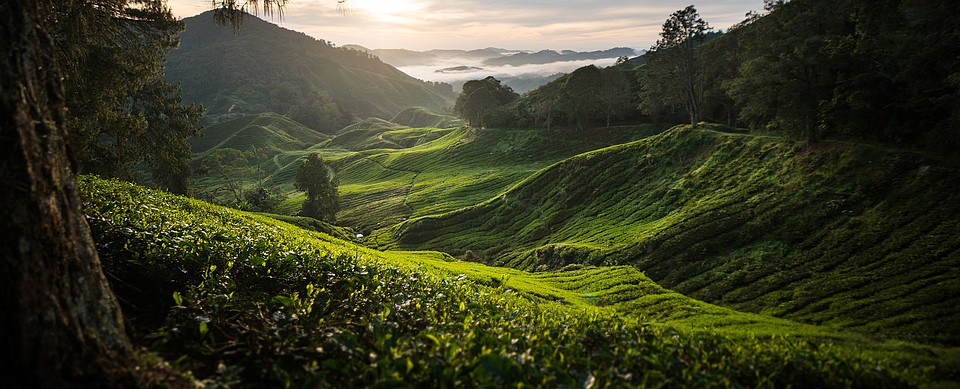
463, 0, 959, 162
2, 0, 959, 387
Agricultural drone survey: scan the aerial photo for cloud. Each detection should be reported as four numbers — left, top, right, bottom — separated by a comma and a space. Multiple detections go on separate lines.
166, 0, 761, 51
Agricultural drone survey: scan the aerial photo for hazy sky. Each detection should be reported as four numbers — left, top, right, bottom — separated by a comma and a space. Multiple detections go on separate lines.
166, 0, 761, 51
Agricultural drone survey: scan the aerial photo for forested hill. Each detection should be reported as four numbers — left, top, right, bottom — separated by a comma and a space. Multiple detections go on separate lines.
165, 11, 455, 131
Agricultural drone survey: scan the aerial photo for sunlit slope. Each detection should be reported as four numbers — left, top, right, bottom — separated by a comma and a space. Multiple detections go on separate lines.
391, 125, 960, 344
334, 125, 666, 232
391, 107, 464, 129
191, 113, 330, 155
78, 176, 959, 386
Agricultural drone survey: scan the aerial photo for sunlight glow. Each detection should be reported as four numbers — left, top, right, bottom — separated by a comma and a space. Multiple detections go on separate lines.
345, 0, 426, 23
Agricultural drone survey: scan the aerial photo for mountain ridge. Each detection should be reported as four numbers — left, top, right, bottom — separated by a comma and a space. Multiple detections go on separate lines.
165, 11, 455, 126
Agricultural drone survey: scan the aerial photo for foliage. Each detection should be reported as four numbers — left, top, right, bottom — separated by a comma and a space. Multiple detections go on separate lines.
696, 0, 960, 154
558, 66, 603, 129
453, 76, 519, 127
638, 5, 711, 126
78, 176, 954, 387
296, 153, 340, 222
514, 63, 642, 129
44, 0, 202, 192
244, 187, 286, 213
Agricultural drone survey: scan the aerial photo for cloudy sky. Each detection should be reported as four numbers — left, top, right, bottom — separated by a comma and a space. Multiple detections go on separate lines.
167, 0, 760, 51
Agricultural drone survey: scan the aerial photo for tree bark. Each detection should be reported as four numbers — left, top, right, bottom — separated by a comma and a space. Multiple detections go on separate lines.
0, 0, 136, 386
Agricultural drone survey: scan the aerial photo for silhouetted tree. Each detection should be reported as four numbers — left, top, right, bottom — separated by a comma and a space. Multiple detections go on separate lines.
559, 65, 603, 129
639, 5, 711, 126
599, 66, 635, 127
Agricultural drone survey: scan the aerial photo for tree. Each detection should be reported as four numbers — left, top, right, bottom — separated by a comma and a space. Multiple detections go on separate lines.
200, 148, 252, 205
599, 66, 635, 127
559, 65, 603, 129
1, 0, 137, 385
44, 0, 203, 192
726, 0, 849, 142
1, 1, 335, 385
454, 76, 519, 127
296, 154, 340, 222
639, 5, 711, 126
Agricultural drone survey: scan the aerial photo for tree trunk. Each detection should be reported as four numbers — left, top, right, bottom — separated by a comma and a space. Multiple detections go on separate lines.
0, 0, 136, 386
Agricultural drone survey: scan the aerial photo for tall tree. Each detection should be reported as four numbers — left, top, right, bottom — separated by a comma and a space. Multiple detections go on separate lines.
599, 66, 635, 128
559, 65, 603, 129
1, 1, 335, 385
42, 0, 202, 193
1, 0, 136, 385
639, 5, 711, 126
454, 76, 519, 127
726, 0, 850, 142
296, 153, 340, 222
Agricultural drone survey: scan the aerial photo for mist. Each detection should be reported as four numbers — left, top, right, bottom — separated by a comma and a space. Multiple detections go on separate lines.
398, 56, 623, 93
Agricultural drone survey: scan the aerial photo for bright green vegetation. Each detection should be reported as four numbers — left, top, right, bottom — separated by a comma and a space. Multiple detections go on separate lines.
192, 113, 331, 156
189, 111, 666, 230
80, 176, 959, 386
167, 11, 454, 126
335, 124, 666, 233
392, 106, 464, 129
388, 125, 960, 345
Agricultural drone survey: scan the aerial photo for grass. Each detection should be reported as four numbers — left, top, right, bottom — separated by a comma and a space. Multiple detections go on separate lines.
80, 176, 960, 386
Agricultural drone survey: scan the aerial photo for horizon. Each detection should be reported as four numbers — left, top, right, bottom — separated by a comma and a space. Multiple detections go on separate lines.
166, 0, 761, 52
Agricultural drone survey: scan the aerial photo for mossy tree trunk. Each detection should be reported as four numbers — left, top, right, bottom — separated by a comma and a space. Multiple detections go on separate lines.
0, 0, 136, 386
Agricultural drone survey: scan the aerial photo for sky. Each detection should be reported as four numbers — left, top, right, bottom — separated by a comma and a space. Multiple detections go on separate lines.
166, 0, 761, 52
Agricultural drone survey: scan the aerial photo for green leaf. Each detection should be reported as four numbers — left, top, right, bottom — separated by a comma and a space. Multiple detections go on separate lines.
273, 295, 295, 307
172, 291, 183, 306
199, 321, 208, 336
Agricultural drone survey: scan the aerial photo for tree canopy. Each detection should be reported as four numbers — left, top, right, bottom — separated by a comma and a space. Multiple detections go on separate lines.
296, 153, 340, 222
638, 5, 711, 126
454, 76, 519, 127
43, 0, 202, 193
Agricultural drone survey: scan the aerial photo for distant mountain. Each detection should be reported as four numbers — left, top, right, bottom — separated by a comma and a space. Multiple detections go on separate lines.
343, 45, 441, 67
482, 47, 639, 66
425, 48, 507, 60
165, 12, 455, 129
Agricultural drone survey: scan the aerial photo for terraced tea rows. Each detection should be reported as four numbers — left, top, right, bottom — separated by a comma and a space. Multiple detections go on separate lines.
79, 176, 960, 386
388, 125, 960, 344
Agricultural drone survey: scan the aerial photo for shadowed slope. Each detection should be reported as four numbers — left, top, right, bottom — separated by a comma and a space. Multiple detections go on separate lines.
167, 12, 454, 119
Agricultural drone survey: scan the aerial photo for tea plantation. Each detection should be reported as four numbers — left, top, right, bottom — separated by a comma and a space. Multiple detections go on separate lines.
80, 176, 959, 386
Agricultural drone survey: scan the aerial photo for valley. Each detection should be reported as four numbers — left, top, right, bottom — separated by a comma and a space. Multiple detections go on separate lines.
5, 0, 960, 386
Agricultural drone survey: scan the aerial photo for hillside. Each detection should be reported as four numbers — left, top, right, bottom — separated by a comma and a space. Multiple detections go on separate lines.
166, 12, 455, 125
78, 176, 960, 386
333, 125, 666, 232
387, 125, 960, 345
191, 113, 330, 155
